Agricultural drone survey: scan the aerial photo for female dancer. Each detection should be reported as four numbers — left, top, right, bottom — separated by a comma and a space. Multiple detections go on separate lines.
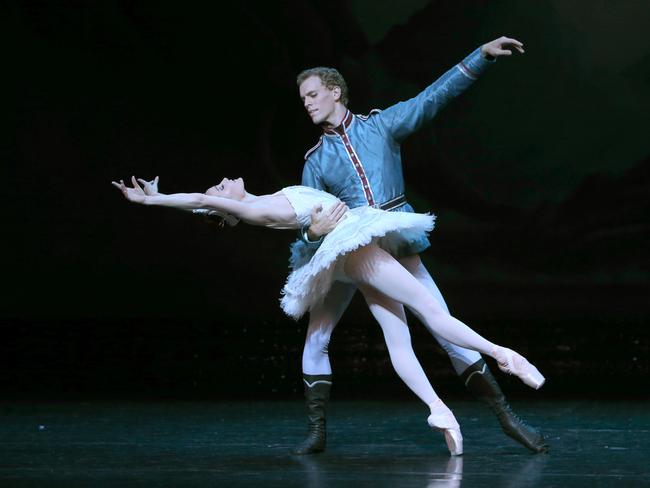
113, 176, 545, 456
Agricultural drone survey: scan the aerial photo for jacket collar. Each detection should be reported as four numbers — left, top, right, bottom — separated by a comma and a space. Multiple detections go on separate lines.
323, 110, 353, 136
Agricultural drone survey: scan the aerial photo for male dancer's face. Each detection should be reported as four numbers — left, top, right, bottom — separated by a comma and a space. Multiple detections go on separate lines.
299, 75, 340, 126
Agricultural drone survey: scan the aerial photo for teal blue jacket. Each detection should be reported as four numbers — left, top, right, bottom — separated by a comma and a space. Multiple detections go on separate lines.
291, 48, 494, 266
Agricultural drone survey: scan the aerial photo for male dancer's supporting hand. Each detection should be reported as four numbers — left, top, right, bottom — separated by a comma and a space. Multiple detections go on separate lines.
481, 36, 524, 59
307, 202, 348, 241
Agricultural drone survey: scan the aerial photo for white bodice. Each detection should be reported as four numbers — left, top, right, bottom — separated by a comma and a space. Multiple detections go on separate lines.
280, 186, 341, 227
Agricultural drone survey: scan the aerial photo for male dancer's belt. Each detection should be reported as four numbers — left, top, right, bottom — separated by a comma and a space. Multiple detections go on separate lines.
376, 194, 407, 211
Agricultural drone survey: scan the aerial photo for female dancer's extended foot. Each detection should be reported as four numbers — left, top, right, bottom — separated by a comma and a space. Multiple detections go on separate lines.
427, 399, 463, 456
493, 347, 545, 389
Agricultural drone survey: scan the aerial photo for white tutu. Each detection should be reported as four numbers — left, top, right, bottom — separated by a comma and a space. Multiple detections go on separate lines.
279, 186, 435, 320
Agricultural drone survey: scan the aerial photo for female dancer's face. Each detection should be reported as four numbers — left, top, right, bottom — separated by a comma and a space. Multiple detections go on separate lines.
205, 177, 246, 200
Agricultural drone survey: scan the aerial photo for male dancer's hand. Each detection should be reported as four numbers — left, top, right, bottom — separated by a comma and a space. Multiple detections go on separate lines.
307, 201, 348, 240
137, 176, 160, 195
481, 36, 524, 59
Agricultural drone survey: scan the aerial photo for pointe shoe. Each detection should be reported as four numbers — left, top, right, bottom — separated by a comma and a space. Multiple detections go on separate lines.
427, 399, 463, 456
493, 347, 546, 390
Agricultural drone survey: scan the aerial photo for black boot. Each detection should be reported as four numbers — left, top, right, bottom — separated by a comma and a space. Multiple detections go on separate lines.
293, 374, 332, 455
461, 359, 548, 453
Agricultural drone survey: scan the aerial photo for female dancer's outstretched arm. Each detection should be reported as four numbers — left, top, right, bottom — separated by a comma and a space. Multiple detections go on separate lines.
112, 177, 295, 227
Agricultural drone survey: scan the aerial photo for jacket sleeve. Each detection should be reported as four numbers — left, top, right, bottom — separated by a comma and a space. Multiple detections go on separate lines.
378, 48, 495, 143
301, 158, 326, 191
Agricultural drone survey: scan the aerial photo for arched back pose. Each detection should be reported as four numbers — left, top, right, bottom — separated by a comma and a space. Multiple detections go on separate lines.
292, 36, 547, 455
113, 176, 545, 456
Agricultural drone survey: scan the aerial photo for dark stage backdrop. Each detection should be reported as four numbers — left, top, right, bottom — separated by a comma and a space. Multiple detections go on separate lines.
7, 1, 649, 400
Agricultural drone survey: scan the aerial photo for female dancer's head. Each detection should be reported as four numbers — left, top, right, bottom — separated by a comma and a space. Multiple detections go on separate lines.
204, 177, 245, 227
206, 177, 246, 200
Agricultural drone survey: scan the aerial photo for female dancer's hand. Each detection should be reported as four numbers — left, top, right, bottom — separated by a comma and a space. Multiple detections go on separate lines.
111, 176, 147, 204
137, 176, 160, 195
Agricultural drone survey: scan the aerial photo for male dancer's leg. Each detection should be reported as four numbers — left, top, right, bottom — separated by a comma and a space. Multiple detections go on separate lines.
397, 253, 548, 452
302, 282, 357, 374
294, 281, 356, 455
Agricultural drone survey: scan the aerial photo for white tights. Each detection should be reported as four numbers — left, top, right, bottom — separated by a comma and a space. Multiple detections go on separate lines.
363, 286, 440, 404
344, 243, 497, 358
399, 256, 482, 374
301, 243, 495, 407
302, 281, 356, 376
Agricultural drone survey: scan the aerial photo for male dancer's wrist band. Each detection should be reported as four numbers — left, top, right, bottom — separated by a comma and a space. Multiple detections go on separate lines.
302, 226, 324, 245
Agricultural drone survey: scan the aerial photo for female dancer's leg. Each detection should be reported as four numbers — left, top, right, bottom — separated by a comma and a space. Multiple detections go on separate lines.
363, 287, 462, 455
344, 243, 544, 389
362, 286, 438, 405
398, 254, 482, 375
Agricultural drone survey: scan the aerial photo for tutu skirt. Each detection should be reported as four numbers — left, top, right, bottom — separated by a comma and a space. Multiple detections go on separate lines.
281, 206, 435, 319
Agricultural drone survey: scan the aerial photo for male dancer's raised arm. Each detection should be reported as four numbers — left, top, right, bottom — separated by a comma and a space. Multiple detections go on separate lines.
378, 37, 522, 142
303, 36, 523, 243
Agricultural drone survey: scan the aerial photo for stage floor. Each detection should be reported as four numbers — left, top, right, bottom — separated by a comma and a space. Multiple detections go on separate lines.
0, 400, 648, 487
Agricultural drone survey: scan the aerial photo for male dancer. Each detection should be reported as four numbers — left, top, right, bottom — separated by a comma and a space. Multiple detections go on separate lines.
293, 36, 547, 454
